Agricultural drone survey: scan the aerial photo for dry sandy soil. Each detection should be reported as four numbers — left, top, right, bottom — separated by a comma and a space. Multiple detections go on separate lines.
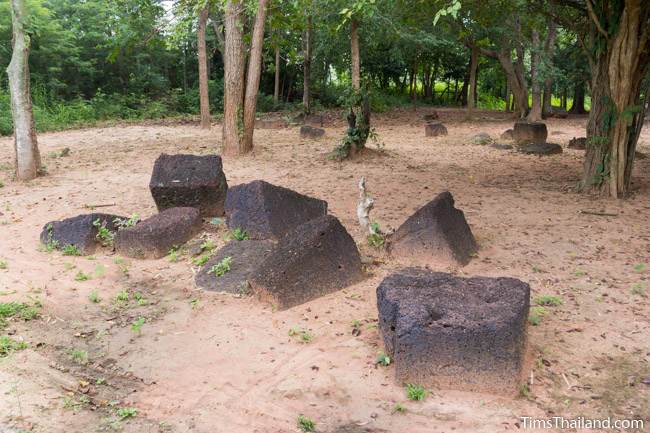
0, 108, 648, 433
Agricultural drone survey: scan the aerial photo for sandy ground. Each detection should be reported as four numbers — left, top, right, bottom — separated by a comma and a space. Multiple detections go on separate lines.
0, 108, 648, 433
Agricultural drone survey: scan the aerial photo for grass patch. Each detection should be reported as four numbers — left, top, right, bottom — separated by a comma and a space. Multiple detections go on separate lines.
0, 336, 28, 357
297, 415, 316, 432
61, 244, 82, 256
208, 256, 232, 277
288, 326, 313, 343
528, 306, 547, 326
225, 228, 249, 241
405, 383, 427, 401
534, 295, 563, 307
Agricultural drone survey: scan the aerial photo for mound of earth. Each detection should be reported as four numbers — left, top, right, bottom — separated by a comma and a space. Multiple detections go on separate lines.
376, 268, 530, 394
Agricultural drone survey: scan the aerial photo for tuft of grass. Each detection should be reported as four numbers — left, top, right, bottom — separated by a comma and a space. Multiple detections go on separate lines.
167, 246, 181, 262
367, 233, 385, 248
631, 283, 646, 297
535, 295, 563, 307
0, 336, 28, 357
69, 348, 89, 365
93, 218, 115, 247
297, 415, 316, 432
633, 263, 647, 273
0, 260, 6, 270
225, 228, 249, 241
0, 302, 40, 322
200, 239, 215, 252
74, 271, 90, 281
131, 317, 145, 334
193, 254, 211, 266
288, 326, 313, 343
528, 306, 547, 326
116, 406, 138, 420
405, 383, 427, 401
89, 291, 101, 303
208, 256, 232, 277
115, 290, 129, 303
134, 292, 148, 306
519, 383, 531, 398
392, 403, 407, 414
61, 244, 82, 256
376, 352, 391, 366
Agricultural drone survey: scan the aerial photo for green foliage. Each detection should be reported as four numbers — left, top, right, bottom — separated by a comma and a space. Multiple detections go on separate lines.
131, 317, 145, 334
297, 415, 316, 432
534, 295, 563, 307
88, 291, 101, 303
116, 407, 138, 420
0, 260, 6, 270
376, 352, 391, 366
208, 256, 232, 277
0, 302, 40, 323
61, 244, 82, 256
0, 336, 28, 357
93, 219, 115, 247
69, 348, 89, 364
74, 271, 90, 281
114, 214, 140, 229
528, 306, 547, 326
405, 383, 427, 401
288, 326, 313, 343
226, 228, 250, 241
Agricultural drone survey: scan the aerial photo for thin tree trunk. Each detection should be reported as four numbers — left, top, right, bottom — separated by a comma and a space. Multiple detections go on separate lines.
505, 78, 511, 112
528, 30, 542, 121
198, 6, 211, 129
350, 19, 360, 91
7, 0, 40, 181
241, 0, 269, 153
542, 22, 557, 118
466, 45, 478, 118
274, 46, 280, 105
569, 82, 586, 114
302, 15, 312, 114
222, 0, 246, 155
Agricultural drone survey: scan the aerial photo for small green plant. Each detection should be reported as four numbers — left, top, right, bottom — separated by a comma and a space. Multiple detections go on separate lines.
519, 383, 531, 398
376, 352, 391, 366
574, 269, 587, 277
61, 244, 82, 256
74, 271, 90, 281
115, 290, 129, 302
0, 302, 40, 323
297, 415, 316, 432
288, 326, 313, 343
633, 263, 646, 273
200, 239, 215, 252
114, 214, 140, 229
134, 292, 148, 306
93, 218, 115, 246
367, 233, 385, 248
69, 348, 89, 365
531, 265, 543, 273
43, 224, 60, 252
528, 306, 547, 326
193, 254, 211, 266
96, 377, 107, 385
131, 317, 145, 334
226, 228, 249, 241
535, 295, 563, 307
116, 406, 138, 420
405, 383, 427, 401
167, 246, 180, 262
89, 291, 101, 303
0, 260, 6, 270
392, 403, 407, 414
208, 256, 232, 277
0, 336, 28, 357
631, 283, 647, 297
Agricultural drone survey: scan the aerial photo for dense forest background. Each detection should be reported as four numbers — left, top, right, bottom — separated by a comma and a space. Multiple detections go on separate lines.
0, 0, 592, 136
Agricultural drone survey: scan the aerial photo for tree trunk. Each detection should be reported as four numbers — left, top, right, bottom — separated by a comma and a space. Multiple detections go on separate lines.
241, 0, 269, 153
302, 16, 312, 114
479, 45, 528, 118
222, 0, 246, 156
274, 46, 280, 105
542, 22, 557, 118
528, 30, 542, 121
350, 19, 360, 91
7, 0, 40, 181
569, 82, 586, 114
465, 45, 478, 118
198, 6, 211, 129
505, 78, 511, 112
582, 0, 649, 197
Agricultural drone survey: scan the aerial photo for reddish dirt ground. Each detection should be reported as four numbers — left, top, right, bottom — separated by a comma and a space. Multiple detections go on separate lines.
0, 108, 648, 433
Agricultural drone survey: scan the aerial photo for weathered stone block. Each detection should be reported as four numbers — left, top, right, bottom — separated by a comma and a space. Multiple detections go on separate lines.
389, 191, 477, 267
40, 213, 124, 254
425, 122, 447, 137
149, 154, 228, 217
513, 121, 548, 145
114, 207, 201, 259
225, 180, 327, 240
377, 268, 530, 394
517, 142, 563, 155
299, 125, 325, 139
249, 215, 364, 309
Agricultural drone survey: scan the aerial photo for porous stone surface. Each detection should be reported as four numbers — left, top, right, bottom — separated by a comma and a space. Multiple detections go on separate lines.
225, 180, 327, 240
249, 215, 364, 310
568, 137, 587, 150
377, 268, 530, 393
471, 132, 492, 145
389, 191, 477, 267
513, 121, 548, 145
500, 129, 514, 140
425, 122, 448, 137
255, 118, 287, 129
517, 142, 563, 155
195, 240, 274, 294
422, 111, 439, 121
299, 125, 325, 139
149, 154, 228, 217
40, 213, 124, 254
114, 207, 202, 259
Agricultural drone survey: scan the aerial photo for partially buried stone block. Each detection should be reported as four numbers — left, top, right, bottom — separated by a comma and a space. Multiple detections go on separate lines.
249, 215, 364, 310
114, 207, 202, 259
513, 121, 548, 145
40, 213, 124, 254
425, 122, 447, 137
149, 154, 228, 217
225, 180, 327, 240
377, 268, 530, 394
389, 191, 477, 267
